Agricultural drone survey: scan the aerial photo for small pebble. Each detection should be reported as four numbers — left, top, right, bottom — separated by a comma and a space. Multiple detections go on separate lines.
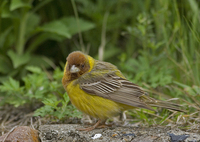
123, 133, 135, 137
91, 133, 102, 139
112, 133, 118, 137
168, 133, 189, 142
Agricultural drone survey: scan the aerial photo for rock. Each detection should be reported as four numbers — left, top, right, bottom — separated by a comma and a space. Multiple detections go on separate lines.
0, 126, 39, 142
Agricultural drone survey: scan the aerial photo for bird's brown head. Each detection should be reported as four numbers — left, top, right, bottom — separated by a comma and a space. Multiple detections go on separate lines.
62, 51, 90, 87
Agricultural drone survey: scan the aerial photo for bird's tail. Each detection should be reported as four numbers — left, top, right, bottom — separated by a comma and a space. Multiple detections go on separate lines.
148, 100, 184, 112
141, 95, 185, 112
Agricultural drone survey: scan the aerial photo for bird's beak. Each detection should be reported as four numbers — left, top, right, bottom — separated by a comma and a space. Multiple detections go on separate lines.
70, 65, 80, 73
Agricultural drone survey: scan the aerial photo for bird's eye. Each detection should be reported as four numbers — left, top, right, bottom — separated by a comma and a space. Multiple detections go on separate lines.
81, 64, 85, 68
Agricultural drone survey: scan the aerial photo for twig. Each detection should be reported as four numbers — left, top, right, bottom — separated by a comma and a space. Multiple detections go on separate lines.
1, 114, 9, 134
160, 111, 177, 125
5, 112, 23, 125
31, 117, 35, 130
2, 126, 18, 142
98, 12, 109, 61
71, 0, 85, 51
38, 116, 42, 126
142, 110, 173, 123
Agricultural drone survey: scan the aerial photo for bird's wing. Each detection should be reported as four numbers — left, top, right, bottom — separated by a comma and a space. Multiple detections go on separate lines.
79, 71, 154, 110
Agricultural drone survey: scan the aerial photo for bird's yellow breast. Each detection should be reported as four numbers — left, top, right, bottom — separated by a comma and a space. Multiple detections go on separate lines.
66, 82, 123, 120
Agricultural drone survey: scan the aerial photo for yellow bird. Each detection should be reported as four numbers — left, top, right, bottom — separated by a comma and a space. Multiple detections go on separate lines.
62, 51, 182, 131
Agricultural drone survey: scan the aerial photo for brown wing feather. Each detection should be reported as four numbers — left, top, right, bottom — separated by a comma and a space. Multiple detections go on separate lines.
80, 73, 154, 111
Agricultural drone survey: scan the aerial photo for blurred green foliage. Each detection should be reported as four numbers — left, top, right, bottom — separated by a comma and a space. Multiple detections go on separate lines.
0, 0, 200, 123
0, 66, 81, 119
0, 66, 62, 107
0, 0, 94, 82
34, 92, 82, 119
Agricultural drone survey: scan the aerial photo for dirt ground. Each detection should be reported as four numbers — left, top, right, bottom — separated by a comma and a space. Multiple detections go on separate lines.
39, 124, 200, 142
1, 106, 200, 142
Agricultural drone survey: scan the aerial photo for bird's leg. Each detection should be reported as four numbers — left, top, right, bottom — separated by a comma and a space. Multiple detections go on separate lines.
96, 121, 113, 128
77, 120, 113, 131
77, 120, 102, 131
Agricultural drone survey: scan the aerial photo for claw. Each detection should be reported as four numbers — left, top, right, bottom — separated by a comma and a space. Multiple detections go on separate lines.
77, 120, 113, 131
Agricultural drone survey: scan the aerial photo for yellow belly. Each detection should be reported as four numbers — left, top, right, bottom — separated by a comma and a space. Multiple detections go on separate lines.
66, 81, 126, 120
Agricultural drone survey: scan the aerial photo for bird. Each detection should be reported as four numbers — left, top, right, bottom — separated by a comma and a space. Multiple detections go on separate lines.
62, 51, 182, 131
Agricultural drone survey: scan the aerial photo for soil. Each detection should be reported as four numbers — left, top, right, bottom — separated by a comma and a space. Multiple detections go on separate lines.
39, 124, 200, 142
1, 106, 200, 142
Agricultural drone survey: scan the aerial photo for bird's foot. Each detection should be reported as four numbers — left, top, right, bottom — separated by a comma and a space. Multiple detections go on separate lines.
77, 120, 112, 131
77, 120, 101, 131
96, 123, 113, 128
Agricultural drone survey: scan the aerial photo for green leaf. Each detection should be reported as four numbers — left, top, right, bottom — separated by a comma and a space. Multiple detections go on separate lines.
34, 105, 53, 117
37, 20, 71, 38
63, 93, 70, 103
10, 0, 31, 11
25, 66, 42, 74
193, 85, 200, 94
42, 98, 61, 108
7, 50, 30, 68
1, 1, 13, 18
60, 17, 95, 35
0, 55, 13, 74
173, 81, 190, 88
27, 33, 66, 53
26, 13, 40, 37
36, 17, 95, 39
0, 77, 21, 91
0, 27, 13, 48
8, 77, 20, 90
103, 47, 121, 60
